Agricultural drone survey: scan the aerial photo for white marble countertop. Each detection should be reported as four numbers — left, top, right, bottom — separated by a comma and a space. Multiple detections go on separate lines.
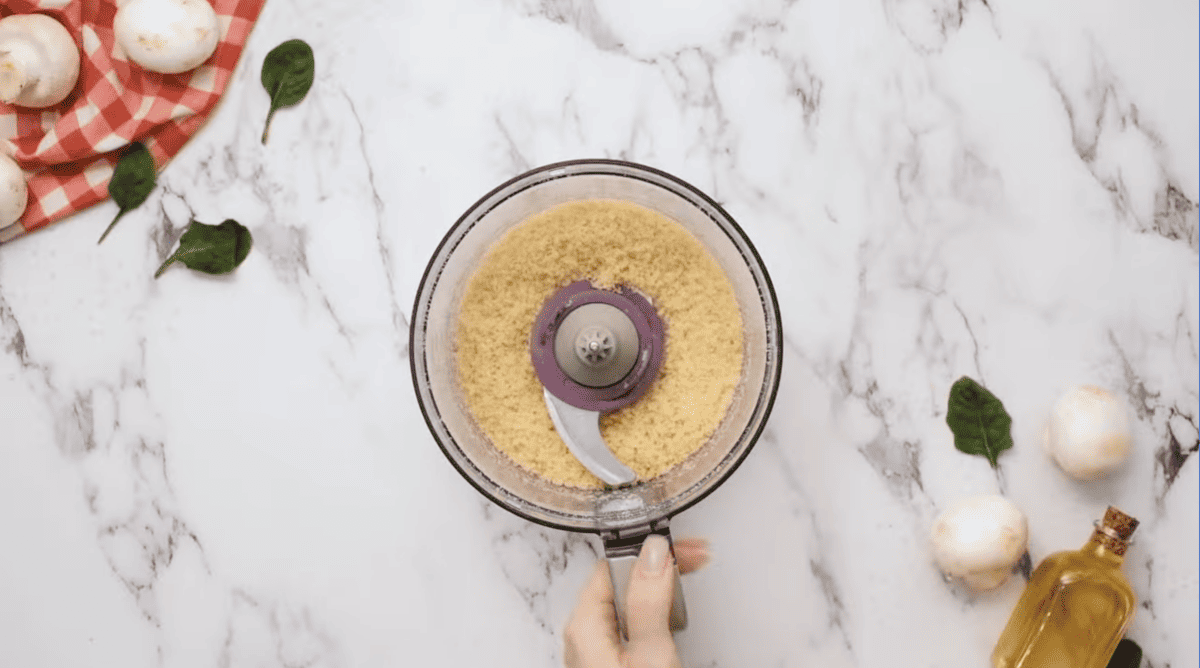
1, 1, 1197, 666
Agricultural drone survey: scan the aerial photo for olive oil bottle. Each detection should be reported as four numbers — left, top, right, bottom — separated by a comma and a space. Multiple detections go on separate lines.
992, 507, 1139, 668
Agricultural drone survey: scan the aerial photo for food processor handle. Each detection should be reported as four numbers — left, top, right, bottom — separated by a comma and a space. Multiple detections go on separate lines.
604, 526, 688, 639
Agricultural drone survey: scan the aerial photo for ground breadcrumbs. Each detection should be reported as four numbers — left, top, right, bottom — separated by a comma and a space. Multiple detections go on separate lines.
455, 199, 744, 488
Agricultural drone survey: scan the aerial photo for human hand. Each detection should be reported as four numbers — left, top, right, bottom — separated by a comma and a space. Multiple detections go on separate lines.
564, 536, 711, 668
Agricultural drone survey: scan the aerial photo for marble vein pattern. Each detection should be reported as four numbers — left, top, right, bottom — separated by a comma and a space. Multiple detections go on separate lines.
0, 0, 1195, 667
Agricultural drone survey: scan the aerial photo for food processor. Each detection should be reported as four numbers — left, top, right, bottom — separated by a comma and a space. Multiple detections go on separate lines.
410, 159, 782, 637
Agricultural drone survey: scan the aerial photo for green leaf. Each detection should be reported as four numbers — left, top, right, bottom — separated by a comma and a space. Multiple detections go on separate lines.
155, 219, 253, 279
945, 376, 1013, 468
99, 143, 156, 243
260, 39, 315, 144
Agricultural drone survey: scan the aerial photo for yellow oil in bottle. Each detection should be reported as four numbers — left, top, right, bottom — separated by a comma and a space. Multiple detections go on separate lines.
992, 507, 1139, 668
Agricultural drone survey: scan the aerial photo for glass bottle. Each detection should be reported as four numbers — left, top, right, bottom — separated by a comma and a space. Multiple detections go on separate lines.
992, 506, 1139, 668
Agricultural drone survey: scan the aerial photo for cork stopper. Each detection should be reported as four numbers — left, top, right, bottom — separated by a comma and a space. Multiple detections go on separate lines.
1102, 507, 1139, 540
1093, 506, 1139, 556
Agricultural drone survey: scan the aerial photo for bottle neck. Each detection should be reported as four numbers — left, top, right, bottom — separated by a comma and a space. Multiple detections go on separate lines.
1082, 530, 1128, 565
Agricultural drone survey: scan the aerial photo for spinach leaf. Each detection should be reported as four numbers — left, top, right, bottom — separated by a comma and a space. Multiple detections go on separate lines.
945, 376, 1013, 468
155, 219, 252, 278
260, 39, 314, 144
99, 143, 156, 244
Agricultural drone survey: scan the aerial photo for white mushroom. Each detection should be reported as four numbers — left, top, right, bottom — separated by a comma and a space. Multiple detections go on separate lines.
114, 0, 220, 74
931, 495, 1028, 591
0, 153, 28, 228
0, 13, 82, 108
1044, 385, 1131, 480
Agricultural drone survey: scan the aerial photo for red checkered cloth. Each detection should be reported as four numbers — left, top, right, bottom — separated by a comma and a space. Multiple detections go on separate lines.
0, 0, 267, 244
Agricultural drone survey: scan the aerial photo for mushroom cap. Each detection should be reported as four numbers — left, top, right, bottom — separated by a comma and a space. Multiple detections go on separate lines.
1046, 385, 1131, 480
931, 495, 1028, 587
0, 153, 28, 227
114, 0, 220, 75
0, 13, 81, 108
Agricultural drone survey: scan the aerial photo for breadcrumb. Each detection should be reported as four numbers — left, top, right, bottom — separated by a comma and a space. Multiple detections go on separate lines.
455, 200, 743, 488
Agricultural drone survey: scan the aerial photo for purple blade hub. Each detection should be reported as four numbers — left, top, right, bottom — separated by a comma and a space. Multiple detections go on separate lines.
530, 280, 665, 413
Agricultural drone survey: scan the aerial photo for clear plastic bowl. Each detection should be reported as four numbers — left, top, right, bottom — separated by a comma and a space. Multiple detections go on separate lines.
410, 160, 782, 533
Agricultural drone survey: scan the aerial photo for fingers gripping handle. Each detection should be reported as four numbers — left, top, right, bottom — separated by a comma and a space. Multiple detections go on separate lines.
606, 558, 688, 639
602, 523, 688, 640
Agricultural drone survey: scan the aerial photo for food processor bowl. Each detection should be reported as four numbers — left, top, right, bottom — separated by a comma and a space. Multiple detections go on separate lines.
410, 159, 782, 635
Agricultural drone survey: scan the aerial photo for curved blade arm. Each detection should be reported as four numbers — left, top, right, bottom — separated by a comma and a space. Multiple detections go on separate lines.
543, 389, 637, 486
